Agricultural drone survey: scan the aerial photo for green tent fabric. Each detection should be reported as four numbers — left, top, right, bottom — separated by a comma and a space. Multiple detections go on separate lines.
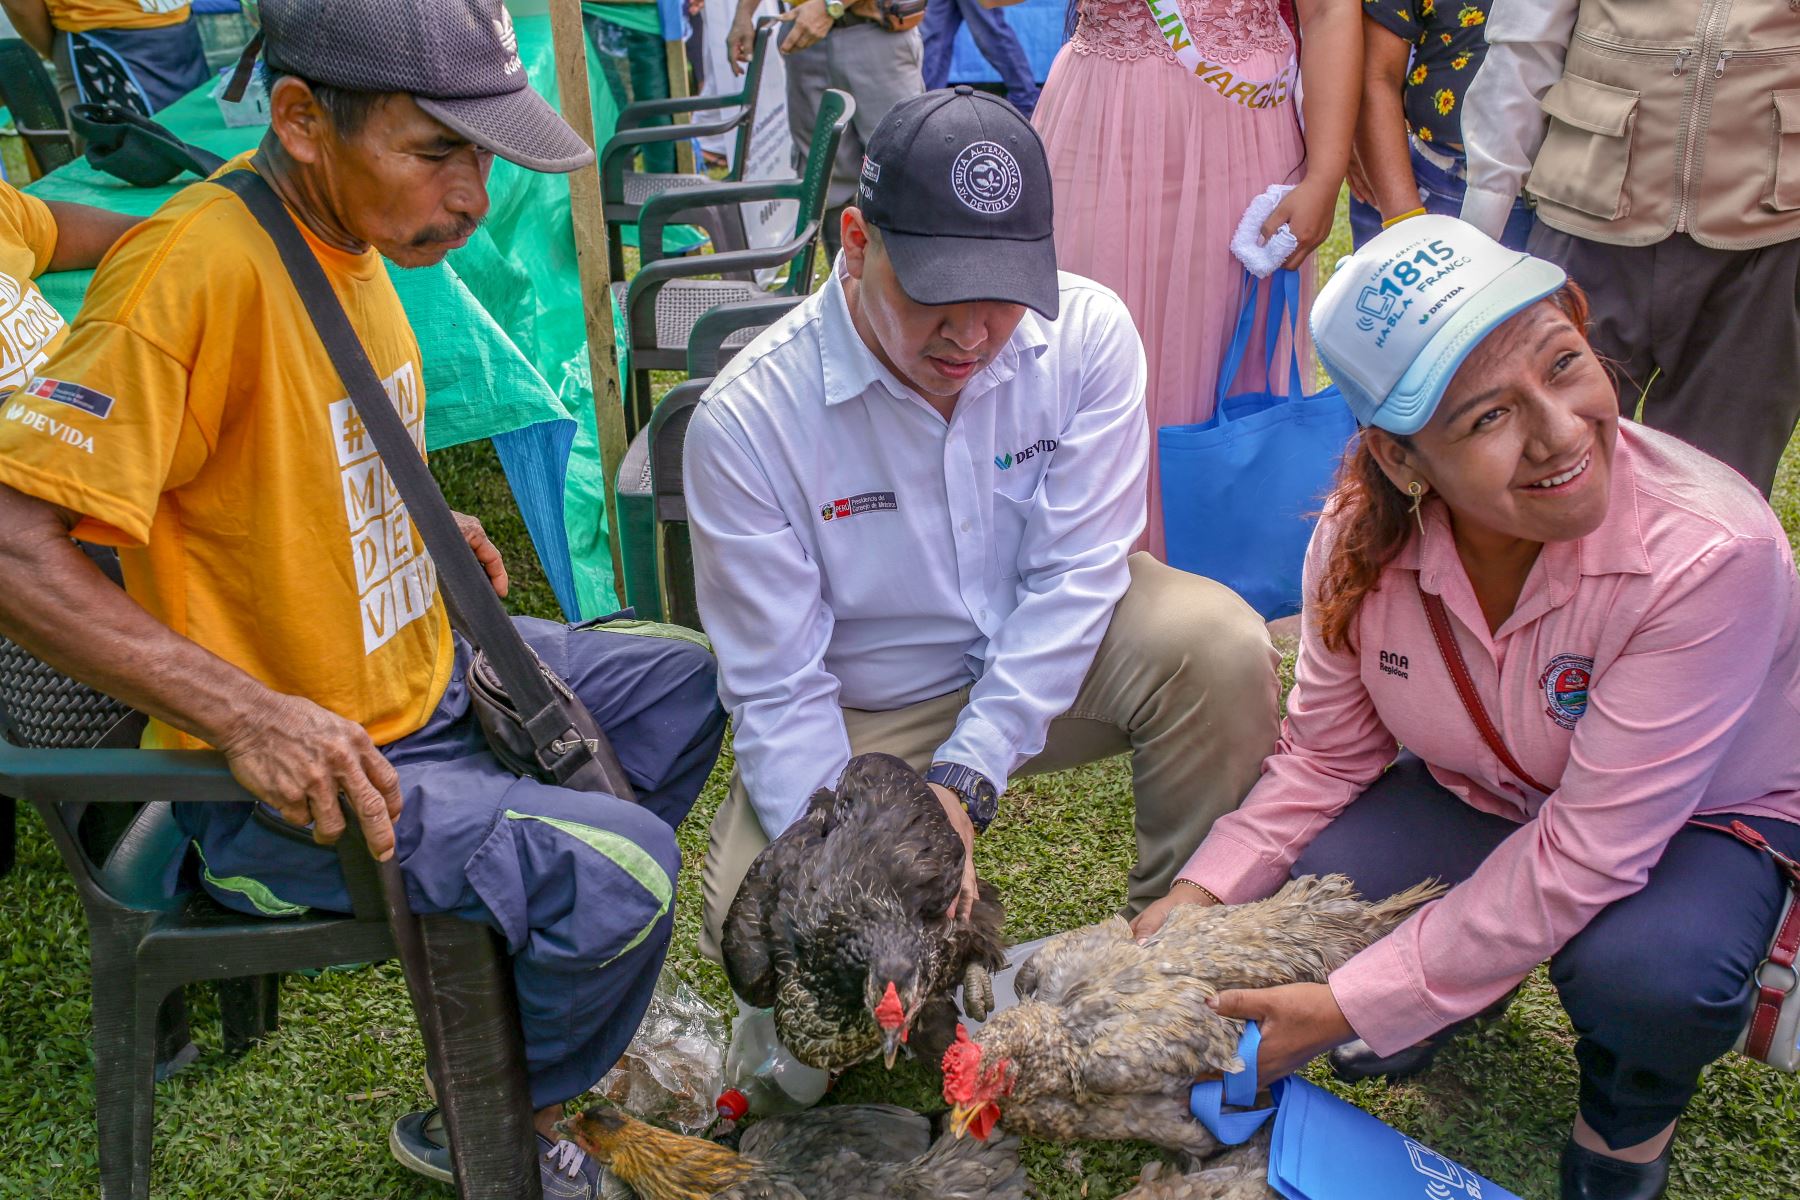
29, 10, 650, 618
584, 0, 665, 37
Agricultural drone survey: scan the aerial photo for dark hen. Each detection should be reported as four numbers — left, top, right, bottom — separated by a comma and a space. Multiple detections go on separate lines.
722, 753, 1007, 1072
560, 1104, 1026, 1200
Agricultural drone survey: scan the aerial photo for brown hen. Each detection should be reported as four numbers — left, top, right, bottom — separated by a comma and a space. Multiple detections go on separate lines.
941, 874, 1444, 1155
559, 1103, 1026, 1200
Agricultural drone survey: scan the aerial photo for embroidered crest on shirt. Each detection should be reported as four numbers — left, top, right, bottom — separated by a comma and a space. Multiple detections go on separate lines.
1539, 653, 1593, 730
818, 491, 898, 522
330, 362, 439, 655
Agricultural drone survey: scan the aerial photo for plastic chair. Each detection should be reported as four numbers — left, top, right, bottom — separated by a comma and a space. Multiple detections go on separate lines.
611, 87, 852, 437
0, 39, 78, 175
599, 19, 777, 280
0, 564, 544, 1200
616, 295, 805, 624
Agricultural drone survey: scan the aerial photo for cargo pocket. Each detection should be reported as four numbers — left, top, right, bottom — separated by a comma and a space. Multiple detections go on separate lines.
1529, 75, 1641, 220
1766, 90, 1800, 211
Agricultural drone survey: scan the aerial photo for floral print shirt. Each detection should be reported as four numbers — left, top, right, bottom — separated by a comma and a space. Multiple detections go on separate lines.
1364, 0, 1490, 151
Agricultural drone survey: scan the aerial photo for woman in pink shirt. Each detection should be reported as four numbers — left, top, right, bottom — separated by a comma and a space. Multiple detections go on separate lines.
1134, 216, 1800, 1200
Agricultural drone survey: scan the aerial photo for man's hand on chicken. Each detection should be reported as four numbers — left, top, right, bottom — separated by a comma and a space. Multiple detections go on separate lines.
929, 782, 981, 922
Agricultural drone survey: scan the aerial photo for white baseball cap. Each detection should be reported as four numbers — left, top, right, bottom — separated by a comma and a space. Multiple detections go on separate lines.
1311, 215, 1566, 435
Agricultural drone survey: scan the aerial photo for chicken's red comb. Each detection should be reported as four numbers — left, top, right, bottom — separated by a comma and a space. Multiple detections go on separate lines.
875, 981, 905, 1031
941, 1024, 982, 1105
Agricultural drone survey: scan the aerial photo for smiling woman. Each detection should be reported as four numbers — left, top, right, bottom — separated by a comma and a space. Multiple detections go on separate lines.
1132, 215, 1800, 1200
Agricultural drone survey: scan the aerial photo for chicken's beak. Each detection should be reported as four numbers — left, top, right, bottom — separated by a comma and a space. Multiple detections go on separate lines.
552, 1119, 571, 1138
881, 1027, 903, 1070
948, 1103, 979, 1140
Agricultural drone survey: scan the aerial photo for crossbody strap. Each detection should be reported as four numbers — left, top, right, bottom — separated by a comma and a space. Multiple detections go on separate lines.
215, 167, 581, 760
1418, 585, 1553, 796
1419, 578, 1800, 1060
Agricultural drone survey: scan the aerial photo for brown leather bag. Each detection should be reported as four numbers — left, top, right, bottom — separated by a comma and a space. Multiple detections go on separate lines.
846, 0, 925, 32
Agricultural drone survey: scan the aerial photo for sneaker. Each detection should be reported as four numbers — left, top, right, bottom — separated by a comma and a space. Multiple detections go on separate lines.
389, 1108, 453, 1184
539, 1135, 604, 1199
389, 1108, 606, 1198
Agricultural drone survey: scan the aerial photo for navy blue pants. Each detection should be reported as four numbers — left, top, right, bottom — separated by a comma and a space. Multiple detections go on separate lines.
177, 616, 727, 1109
1293, 756, 1800, 1148
920, 0, 1039, 118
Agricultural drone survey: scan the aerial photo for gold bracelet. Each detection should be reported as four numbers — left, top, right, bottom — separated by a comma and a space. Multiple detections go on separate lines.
1381, 207, 1428, 229
1175, 879, 1222, 905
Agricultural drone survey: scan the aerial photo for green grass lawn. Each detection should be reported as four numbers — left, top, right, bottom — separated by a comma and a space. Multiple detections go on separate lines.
3, 219, 1798, 1198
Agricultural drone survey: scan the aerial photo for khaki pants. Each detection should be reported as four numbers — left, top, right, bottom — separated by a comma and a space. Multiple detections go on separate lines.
699, 553, 1283, 963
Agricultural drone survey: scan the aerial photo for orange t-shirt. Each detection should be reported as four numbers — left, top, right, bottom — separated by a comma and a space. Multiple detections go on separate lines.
0, 162, 453, 749
0, 180, 68, 397
45, 0, 191, 33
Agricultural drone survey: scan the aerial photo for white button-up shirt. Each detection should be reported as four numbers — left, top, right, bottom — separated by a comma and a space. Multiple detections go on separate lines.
685, 262, 1149, 838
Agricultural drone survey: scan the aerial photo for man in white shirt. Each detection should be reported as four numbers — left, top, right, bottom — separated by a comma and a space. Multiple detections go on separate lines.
687, 86, 1283, 959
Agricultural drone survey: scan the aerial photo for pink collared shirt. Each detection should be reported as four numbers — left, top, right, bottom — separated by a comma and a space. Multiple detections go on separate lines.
1179, 423, 1800, 1055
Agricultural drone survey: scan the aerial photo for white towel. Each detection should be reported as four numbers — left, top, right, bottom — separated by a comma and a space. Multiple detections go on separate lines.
1231, 184, 1299, 278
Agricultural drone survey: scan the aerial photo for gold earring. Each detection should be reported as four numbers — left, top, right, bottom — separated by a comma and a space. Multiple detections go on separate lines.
1407, 481, 1426, 536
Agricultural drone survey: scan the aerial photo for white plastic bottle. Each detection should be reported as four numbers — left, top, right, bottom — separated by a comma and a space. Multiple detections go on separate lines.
715, 1003, 830, 1120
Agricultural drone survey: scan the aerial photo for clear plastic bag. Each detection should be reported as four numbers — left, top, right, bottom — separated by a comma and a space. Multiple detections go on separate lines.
593, 977, 729, 1134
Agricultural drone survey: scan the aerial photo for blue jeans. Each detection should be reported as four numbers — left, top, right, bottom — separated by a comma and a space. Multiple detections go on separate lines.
1349, 144, 1534, 251
177, 616, 727, 1108
1293, 755, 1800, 1148
920, 0, 1039, 117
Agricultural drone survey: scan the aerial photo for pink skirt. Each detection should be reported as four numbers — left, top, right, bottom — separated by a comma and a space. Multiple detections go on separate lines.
1035, 44, 1308, 558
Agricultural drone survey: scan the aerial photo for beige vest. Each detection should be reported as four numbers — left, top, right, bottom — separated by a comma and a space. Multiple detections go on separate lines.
1526, 0, 1800, 250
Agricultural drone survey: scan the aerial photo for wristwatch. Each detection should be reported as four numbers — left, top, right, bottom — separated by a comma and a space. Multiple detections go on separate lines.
824, 0, 846, 18
925, 761, 998, 833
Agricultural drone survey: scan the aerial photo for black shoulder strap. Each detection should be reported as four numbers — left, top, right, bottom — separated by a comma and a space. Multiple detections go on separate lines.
214, 166, 573, 755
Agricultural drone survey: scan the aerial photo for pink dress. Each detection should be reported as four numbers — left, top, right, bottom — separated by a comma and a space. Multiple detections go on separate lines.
1035, 0, 1306, 558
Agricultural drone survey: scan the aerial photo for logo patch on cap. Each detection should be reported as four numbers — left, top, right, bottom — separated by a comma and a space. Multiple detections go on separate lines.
950, 142, 1022, 215
494, 9, 522, 75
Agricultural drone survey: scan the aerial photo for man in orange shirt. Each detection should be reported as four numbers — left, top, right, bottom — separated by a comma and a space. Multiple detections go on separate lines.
0, 2, 724, 1194
2, 0, 210, 115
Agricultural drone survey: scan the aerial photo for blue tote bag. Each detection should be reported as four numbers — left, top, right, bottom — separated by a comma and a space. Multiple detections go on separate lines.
1158, 269, 1358, 620
1190, 1024, 1522, 1200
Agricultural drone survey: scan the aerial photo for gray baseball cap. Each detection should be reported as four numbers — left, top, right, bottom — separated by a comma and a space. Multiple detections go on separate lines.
259, 0, 594, 173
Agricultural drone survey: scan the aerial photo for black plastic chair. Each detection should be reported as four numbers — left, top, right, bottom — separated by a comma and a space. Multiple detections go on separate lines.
616, 295, 805, 625
599, 19, 777, 281
0, 39, 78, 175
611, 87, 852, 439
0, 563, 543, 1200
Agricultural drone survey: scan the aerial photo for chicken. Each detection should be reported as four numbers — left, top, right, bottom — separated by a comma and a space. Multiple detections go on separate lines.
722, 753, 1008, 1073
941, 875, 1444, 1155
1120, 1136, 1277, 1200
557, 1103, 1027, 1200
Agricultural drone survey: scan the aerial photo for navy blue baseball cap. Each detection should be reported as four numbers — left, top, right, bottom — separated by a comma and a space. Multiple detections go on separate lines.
856, 86, 1059, 319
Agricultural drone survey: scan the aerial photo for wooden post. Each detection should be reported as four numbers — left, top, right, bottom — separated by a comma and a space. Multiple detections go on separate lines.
549, 0, 631, 595
664, 38, 697, 175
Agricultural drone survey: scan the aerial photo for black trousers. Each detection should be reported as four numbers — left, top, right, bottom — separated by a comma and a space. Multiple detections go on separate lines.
1293, 756, 1800, 1149
1528, 225, 1800, 497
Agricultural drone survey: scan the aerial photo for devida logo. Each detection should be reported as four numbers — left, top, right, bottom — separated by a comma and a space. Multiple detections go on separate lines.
995, 438, 1057, 470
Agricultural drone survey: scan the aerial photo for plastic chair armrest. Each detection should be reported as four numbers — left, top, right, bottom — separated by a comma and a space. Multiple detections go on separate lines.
617, 91, 749, 129
638, 179, 802, 261
626, 226, 817, 320
601, 121, 741, 198
685, 296, 805, 376
0, 745, 249, 805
